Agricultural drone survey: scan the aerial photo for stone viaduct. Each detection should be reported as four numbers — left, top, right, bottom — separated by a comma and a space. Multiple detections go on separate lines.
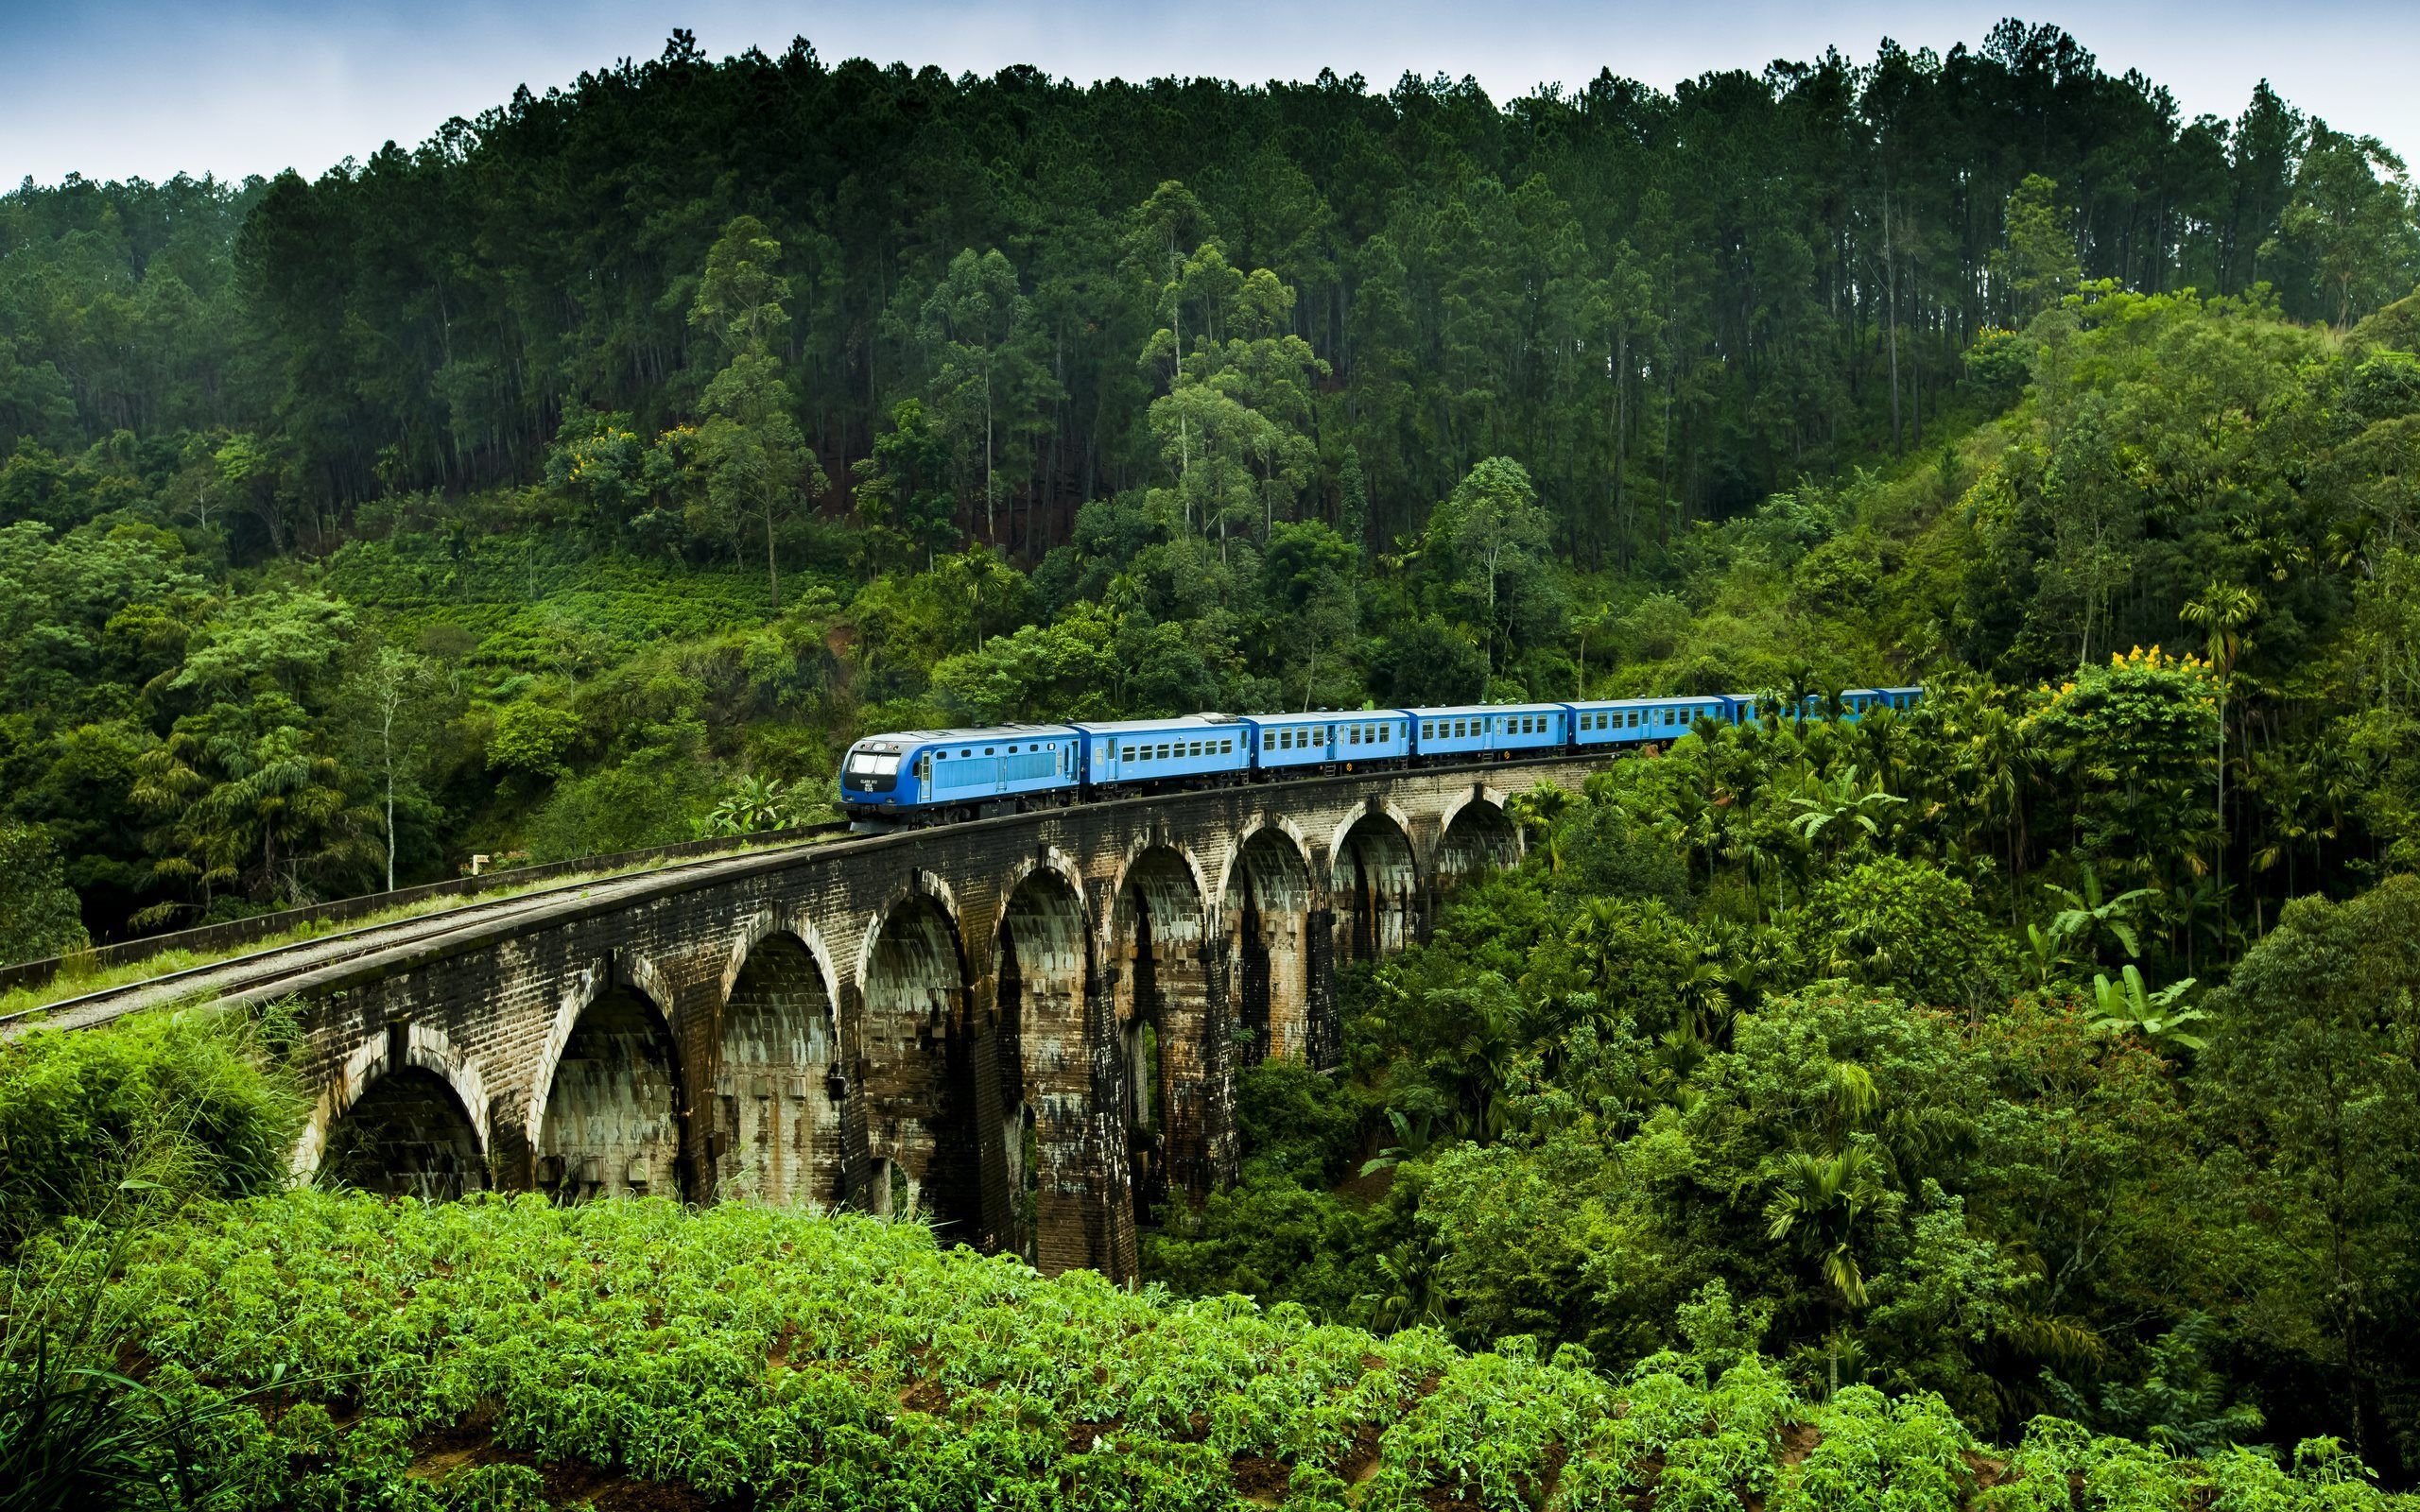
288, 759, 1597, 1280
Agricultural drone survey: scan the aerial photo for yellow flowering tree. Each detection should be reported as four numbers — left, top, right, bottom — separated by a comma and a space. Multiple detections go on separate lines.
2025, 646, 2221, 896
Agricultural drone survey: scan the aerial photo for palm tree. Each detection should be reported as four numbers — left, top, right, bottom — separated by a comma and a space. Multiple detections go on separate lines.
2180, 582, 2259, 920
1786, 764, 1906, 867
1765, 1140, 1885, 1397
1965, 702, 2032, 923
1358, 1231, 1452, 1334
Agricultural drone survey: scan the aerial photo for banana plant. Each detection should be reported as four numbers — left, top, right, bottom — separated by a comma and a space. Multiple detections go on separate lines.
2089, 964, 2208, 1051
1358, 1108, 1441, 1178
2045, 863, 2157, 966
2024, 922, 2066, 986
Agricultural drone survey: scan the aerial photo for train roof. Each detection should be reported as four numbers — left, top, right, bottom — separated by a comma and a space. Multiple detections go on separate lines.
849, 723, 1078, 749
1409, 702, 1568, 718
1566, 694, 1729, 707
1236, 710, 1389, 725
1066, 713, 1247, 736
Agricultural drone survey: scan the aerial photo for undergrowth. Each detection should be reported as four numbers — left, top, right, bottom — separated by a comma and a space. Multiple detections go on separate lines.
15, 1192, 2407, 1512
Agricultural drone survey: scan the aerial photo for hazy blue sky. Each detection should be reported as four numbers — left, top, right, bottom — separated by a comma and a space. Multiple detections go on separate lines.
6, 1, 2415, 186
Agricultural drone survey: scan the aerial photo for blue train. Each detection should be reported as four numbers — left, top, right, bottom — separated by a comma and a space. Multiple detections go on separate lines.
839, 686, 1923, 824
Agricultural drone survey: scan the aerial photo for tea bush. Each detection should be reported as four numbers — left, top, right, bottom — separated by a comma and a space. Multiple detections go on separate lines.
47, 1193, 2420, 1511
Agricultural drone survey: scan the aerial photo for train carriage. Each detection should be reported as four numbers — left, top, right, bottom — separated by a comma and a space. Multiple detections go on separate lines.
1075, 714, 1252, 793
840, 724, 1080, 821
1842, 686, 1924, 719
1564, 696, 1735, 748
1410, 703, 1568, 761
1242, 711, 1412, 774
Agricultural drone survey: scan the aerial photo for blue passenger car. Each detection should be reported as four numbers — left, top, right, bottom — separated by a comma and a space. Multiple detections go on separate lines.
1243, 712, 1340, 773
840, 724, 1080, 821
1563, 696, 1730, 748
1240, 712, 1412, 774
1336, 711, 1412, 768
1409, 703, 1568, 761
1074, 715, 1252, 793
1842, 686, 1924, 718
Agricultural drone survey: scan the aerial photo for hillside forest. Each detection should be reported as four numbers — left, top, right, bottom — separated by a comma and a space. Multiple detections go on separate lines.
7, 19, 2420, 1508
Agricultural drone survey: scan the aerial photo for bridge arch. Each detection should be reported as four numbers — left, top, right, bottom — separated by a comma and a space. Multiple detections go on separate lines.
714, 922, 841, 1208
856, 881, 980, 1240
1219, 818, 1318, 1064
1329, 804, 1423, 963
528, 959, 687, 1203
992, 854, 1096, 1267
1433, 790, 1522, 891
1107, 841, 1225, 1223
297, 1022, 491, 1199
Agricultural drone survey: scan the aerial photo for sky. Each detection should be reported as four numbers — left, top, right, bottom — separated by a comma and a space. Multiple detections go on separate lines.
6, 0, 2416, 188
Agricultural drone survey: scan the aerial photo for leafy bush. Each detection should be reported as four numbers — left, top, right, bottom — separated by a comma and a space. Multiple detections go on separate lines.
0, 1004, 302, 1258
50, 1193, 2383, 1512
0, 820, 88, 967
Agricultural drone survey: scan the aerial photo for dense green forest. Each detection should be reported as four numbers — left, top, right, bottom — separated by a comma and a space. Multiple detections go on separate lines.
7, 18, 2420, 1509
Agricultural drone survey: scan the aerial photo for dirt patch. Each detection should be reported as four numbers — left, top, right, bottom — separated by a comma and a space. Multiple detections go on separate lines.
407, 1400, 503, 1477
1779, 1422, 1822, 1467
899, 1373, 950, 1415
1334, 1165, 1397, 1209
537, 1459, 723, 1511
1233, 1452, 1293, 1503
1067, 1417, 1124, 1452
1337, 1419, 1387, 1485
408, 1409, 720, 1510
1626, 1450, 1668, 1512
1962, 1451, 2010, 1491
1418, 1480, 1485, 1511
1527, 1438, 1569, 1506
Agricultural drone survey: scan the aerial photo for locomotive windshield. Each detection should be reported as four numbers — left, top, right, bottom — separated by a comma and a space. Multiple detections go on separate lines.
847, 751, 900, 778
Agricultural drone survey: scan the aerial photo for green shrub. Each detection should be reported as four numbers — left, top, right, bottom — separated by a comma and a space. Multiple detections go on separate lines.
0, 1004, 303, 1258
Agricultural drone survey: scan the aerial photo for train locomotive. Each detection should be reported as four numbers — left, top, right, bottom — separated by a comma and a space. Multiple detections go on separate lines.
839, 686, 1923, 825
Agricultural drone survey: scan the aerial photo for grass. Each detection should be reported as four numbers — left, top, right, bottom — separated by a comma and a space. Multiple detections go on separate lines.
16, 1192, 2405, 1512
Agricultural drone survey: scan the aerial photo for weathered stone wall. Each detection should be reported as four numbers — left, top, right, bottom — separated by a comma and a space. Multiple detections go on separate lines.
284, 762, 1596, 1279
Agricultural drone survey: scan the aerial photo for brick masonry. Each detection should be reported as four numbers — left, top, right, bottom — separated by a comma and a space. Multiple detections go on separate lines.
284, 761, 1598, 1280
